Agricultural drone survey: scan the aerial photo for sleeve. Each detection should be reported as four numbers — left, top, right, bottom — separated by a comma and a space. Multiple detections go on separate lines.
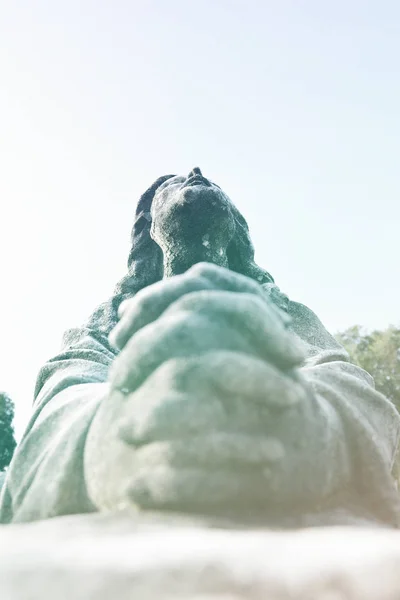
0, 327, 117, 524
285, 301, 400, 526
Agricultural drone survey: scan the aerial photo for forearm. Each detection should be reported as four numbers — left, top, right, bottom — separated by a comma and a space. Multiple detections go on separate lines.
0, 326, 116, 524
273, 355, 400, 526
303, 360, 400, 520
0, 382, 108, 524
271, 300, 400, 524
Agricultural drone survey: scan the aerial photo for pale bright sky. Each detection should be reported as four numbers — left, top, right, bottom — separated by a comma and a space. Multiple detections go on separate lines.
1, 1, 399, 438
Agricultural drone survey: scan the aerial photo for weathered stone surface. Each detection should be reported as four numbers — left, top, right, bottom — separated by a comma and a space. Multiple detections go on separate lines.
1, 513, 400, 599
2, 169, 400, 541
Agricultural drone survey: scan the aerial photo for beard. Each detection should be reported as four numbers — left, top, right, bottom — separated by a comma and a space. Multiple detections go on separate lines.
150, 185, 237, 277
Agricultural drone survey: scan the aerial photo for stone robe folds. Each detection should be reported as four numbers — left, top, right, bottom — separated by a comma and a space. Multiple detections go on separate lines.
1, 291, 400, 527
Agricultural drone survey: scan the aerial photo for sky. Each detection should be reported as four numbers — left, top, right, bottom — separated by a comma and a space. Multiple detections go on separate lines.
1, 1, 399, 438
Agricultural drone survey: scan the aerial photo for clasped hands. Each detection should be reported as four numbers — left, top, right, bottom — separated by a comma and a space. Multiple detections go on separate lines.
86, 263, 315, 516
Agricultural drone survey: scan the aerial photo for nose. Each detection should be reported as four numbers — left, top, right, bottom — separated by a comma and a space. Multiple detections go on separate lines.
188, 167, 203, 178
184, 166, 212, 188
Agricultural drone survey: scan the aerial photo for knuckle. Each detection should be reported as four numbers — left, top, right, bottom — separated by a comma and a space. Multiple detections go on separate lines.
243, 291, 269, 310
156, 356, 196, 390
187, 261, 220, 279
171, 290, 207, 312
118, 296, 135, 317
237, 275, 265, 296
133, 288, 152, 314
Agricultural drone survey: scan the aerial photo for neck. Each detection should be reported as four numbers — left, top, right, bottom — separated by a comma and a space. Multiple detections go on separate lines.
162, 246, 229, 277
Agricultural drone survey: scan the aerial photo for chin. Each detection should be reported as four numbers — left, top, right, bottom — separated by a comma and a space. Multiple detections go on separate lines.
181, 185, 228, 205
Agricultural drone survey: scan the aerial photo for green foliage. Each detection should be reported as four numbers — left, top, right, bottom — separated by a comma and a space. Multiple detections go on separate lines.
335, 325, 400, 411
0, 392, 17, 471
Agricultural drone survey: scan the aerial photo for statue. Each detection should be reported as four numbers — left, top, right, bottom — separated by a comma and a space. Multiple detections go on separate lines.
1, 168, 400, 527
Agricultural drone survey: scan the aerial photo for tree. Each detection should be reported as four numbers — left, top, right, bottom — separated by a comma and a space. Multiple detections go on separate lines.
335, 325, 400, 411
0, 392, 17, 471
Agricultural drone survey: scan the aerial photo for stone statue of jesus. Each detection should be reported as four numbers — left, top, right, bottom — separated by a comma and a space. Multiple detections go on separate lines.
2, 168, 399, 527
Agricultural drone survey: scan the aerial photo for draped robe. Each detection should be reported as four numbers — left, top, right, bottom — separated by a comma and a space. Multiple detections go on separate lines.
1, 291, 399, 526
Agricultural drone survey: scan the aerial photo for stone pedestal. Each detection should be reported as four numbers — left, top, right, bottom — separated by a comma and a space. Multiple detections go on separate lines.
1, 512, 400, 599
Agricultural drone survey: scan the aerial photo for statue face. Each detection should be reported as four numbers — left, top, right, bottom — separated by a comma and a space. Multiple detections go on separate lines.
150, 168, 237, 275
125, 167, 273, 291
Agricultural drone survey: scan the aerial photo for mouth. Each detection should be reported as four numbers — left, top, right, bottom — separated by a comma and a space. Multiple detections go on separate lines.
182, 175, 212, 188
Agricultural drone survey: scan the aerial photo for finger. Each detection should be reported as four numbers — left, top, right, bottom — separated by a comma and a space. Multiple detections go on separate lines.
116, 352, 308, 445
110, 262, 276, 351
187, 262, 270, 298
131, 434, 286, 469
126, 463, 279, 515
117, 388, 228, 445
262, 283, 289, 311
117, 261, 269, 320
110, 274, 214, 350
171, 351, 307, 410
165, 290, 305, 370
111, 290, 304, 393
110, 306, 259, 393
188, 263, 290, 328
